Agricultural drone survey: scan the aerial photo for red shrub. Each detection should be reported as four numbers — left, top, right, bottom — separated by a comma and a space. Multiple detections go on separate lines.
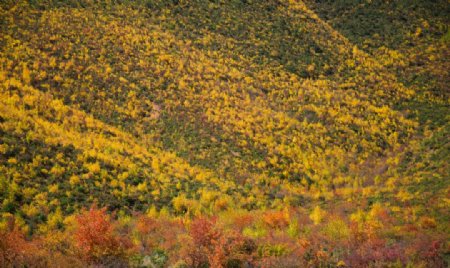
190, 217, 221, 249
135, 216, 159, 252
0, 217, 38, 267
183, 217, 220, 267
182, 217, 254, 268
73, 206, 131, 264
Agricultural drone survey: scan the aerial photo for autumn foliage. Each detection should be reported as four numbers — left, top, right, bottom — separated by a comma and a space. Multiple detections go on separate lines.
0, 217, 38, 267
74, 207, 132, 265
0, 0, 448, 267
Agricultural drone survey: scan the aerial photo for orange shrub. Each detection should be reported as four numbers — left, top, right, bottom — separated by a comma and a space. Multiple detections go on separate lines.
232, 213, 255, 231
184, 217, 220, 267
181, 216, 255, 268
73, 206, 132, 265
262, 211, 289, 229
0, 217, 38, 267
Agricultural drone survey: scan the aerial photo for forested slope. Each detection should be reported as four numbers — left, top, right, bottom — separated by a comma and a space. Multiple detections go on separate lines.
0, 0, 448, 267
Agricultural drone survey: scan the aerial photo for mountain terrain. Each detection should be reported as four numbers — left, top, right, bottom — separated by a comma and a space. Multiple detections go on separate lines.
0, 0, 449, 267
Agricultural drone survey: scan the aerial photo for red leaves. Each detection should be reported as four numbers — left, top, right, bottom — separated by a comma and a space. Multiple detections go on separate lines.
0, 217, 37, 267
190, 217, 221, 249
0, 208, 447, 267
416, 238, 446, 267
183, 217, 220, 267
73, 206, 131, 264
182, 216, 254, 268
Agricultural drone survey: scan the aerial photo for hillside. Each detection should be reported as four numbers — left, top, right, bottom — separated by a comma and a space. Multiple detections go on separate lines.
0, 0, 449, 267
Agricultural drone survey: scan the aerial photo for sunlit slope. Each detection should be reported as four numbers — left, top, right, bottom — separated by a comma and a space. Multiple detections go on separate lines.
305, 0, 450, 226
0, 0, 421, 217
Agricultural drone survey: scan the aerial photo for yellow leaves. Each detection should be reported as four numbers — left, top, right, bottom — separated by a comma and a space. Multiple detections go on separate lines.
22, 187, 38, 200
244, 76, 253, 84
105, 65, 113, 74
286, 0, 307, 11
151, 188, 160, 199
243, 225, 267, 239
0, 70, 6, 82
45, 207, 64, 231
119, 76, 128, 83
157, 54, 172, 63
22, 64, 31, 84
269, 155, 278, 166
151, 157, 161, 172
172, 194, 191, 213
200, 189, 217, 205
50, 165, 65, 177
110, 179, 119, 188
48, 184, 59, 193
263, 210, 289, 229
383, 177, 397, 191
49, 34, 59, 42
322, 218, 350, 242
396, 189, 413, 202
84, 162, 101, 174
22, 203, 40, 218
136, 182, 147, 192
34, 193, 47, 207
138, 59, 146, 68
199, 34, 212, 46
214, 196, 231, 211
145, 205, 158, 218
3, 77, 22, 92
55, 153, 64, 162
0, 143, 8, 156
228, 67, 242, 80
120, 64, 129, 72
49, 57, 57, 68
178, 78, 188, 90
256, 161, 267, 169
69, 175, 81, 186
368, 203, 385, 220
414, 27, 422, 38
337, 113, 353, 124
386, 155, 400, 166
352, 45, 360, 56
338, 82, 356, 89
7, 158, 18, 164
345, 59, 355, 68
309, 205, 326, 225
350, 209, 366, 223
0, 2, 444, 247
